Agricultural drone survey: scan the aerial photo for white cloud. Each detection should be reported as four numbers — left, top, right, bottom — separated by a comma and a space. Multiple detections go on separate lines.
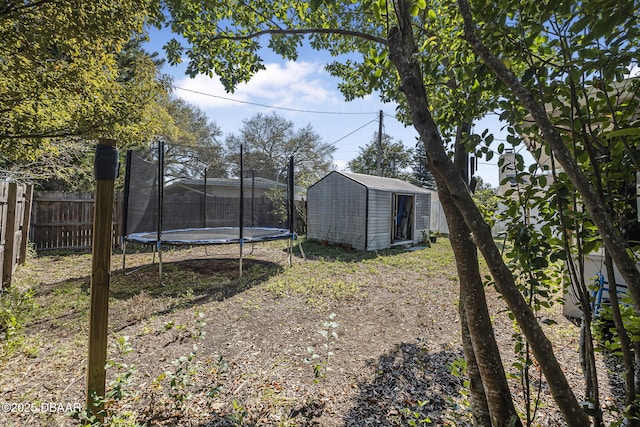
173, 61, 340, 111
333, 159, 349, 171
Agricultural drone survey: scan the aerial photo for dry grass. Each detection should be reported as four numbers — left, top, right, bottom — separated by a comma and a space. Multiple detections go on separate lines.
0, 238, 625, 426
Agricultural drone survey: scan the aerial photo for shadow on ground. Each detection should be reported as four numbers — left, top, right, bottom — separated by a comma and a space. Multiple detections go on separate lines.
193, 342, 469, 427
342, 342, 470, 426
26, 257, 284, 333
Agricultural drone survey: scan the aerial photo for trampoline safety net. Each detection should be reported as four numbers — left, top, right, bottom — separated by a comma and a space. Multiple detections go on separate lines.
122, 141, 295, 245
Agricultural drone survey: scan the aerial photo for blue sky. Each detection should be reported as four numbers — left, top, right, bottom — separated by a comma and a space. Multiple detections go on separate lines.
145, 26, 506, 187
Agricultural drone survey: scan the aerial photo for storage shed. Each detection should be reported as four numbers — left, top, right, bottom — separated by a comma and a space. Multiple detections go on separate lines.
307, 171, 431, 251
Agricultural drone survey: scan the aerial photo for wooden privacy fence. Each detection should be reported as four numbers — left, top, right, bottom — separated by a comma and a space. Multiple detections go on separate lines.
30, 191, 122, 252
1, 181, 34, 288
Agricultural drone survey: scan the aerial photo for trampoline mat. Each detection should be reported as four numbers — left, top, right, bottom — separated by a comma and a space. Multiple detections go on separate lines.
126, 227, 294, 245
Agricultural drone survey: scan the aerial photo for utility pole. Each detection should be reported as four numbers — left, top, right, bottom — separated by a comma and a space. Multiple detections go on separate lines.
376, 110, 383, 176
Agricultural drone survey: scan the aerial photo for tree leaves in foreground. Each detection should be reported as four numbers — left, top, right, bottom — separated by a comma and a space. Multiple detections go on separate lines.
0, 0, 166, 162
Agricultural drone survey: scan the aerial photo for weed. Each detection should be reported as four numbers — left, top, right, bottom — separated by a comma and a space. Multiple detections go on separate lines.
0, 286, 37, 357
105, 336, 137, 402
71, 336, 141, 427
153, 310, 209, 411
394, 400, 433, 425
447, 357, 474, 422
305, 313, 339, 384
226, 399, 248, 426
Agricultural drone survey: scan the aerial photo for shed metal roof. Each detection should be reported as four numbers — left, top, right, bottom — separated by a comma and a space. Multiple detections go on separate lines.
332, 171, 430, 194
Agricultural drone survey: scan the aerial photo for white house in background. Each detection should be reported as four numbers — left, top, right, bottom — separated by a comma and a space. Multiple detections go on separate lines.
427, 190, 449, 236
306, 171, 431, 251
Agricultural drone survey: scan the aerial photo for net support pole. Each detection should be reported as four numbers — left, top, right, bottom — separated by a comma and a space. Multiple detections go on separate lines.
86, 139, 119, 421
251, 170, 255, 227
121, 150, 132, 271
288, 156, 294, 268
239, 144, 244, 278
157, 139, 165, 283
203, 167, 207, 228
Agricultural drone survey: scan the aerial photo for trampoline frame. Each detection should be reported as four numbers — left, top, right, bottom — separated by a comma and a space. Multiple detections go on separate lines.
121, 140, 297, 281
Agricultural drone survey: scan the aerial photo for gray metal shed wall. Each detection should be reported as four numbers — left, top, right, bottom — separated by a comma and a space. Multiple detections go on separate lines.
307, 173, 367, 249
366, 189, 392, 251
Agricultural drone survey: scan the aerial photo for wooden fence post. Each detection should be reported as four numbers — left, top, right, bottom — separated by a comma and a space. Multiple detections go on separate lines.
86, 139, 119, 420
18, 185, 33, 265
2, 183, 18, 287
0, 181, 8, 288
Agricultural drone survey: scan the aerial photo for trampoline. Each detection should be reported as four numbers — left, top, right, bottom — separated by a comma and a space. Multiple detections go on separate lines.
126, 227, 294, 245
121, 141, 298, 280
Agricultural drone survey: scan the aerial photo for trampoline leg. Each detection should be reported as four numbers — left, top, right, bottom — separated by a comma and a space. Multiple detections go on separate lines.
158, 242, 163, 284
239, 242, 243, 278
288, 237, 293, 267
297, 237, 306, 261
122, 241, 127, 271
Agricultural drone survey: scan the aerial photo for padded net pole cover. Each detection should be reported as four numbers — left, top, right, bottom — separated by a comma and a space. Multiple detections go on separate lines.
94, 142, 119, 181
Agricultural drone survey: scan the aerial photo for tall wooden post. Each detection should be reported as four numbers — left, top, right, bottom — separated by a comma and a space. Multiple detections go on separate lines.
86, 139, 119, 419
2, 182, 18, 287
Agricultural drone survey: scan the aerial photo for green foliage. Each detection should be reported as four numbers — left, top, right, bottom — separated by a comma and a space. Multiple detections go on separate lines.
71, 310, 218, 426
153, 311, 210, 410
226, 400, 249, 426
412, 142, 437, 189
225, 112, 335, 186
105, 336, 137, 403
348, 132, 414, 179
149, 0, 638, 423
305, 313, 339, 384
71, 335, 142, 427
448, 357, 471, 404
472, 185, 499, 228
1, 33, 176, 187
394, 400, 433, 426
0, 1, 168, 157
0, 286, 37, 357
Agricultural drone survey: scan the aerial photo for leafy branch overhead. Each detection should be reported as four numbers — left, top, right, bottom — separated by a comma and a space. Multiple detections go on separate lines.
0, 1, 169, 151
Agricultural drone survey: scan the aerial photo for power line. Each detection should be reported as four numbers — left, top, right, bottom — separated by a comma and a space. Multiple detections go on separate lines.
329, 118, 378, 146
174, 86, 379, 115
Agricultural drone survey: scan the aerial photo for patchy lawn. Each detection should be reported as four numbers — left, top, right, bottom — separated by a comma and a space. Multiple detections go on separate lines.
0, 238, 623, 426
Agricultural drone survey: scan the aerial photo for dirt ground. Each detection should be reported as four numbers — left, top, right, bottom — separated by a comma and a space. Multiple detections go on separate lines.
0, 239, 624, 426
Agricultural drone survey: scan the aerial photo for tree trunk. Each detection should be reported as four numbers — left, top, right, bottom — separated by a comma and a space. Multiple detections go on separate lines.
459, 300, 493, 427
437, 174, 521, 426
386, 13, 589, 425
604, 251, 637, 426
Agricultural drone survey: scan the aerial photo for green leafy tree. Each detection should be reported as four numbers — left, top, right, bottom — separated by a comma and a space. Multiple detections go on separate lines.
0, 0, 166, 163
1, 37, 174, 189
455, 0, 640, 423
225, 112, 335, 186
348, 132, 413, 179
155, 3, 526, 426
471, 179, 498, 228
411, 142, 436, 190
162, 98, 227, 182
